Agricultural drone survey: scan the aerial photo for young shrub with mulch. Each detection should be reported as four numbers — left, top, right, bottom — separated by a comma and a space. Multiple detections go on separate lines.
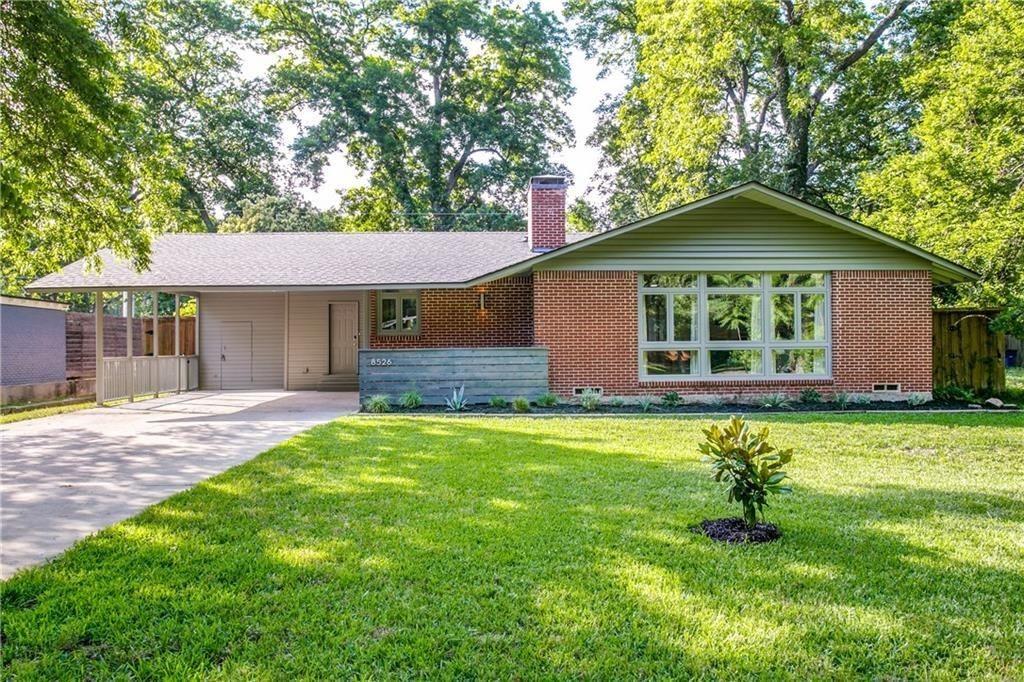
697, 416, 792, 543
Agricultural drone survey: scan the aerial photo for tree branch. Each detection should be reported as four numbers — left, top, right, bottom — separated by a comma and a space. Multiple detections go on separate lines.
812, 0, 913, 104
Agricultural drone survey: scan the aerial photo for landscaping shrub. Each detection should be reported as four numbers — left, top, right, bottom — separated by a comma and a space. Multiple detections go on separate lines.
364, 395, 391, 413
488, 396, 508, 408
759, 393, 793, 410
578, 389, 601, 412
798, 388, 822, 404
512, 396, 531, 413
661, 391, 681, 407
907, 392, 929, 406
608, 396, 625, 408
934, 384, 978, 403
852, 394, 871, 406
535, 392, 559, 408
399, 391, 423, 409
444, 385, 468, 412
832, 392, 852, 410
637, 395, 657, 412
699, 416, 793, 529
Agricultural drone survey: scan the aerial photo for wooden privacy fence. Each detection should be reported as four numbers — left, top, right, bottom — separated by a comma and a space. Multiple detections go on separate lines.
66, 313, 196, 379
933, 308, 1005, 393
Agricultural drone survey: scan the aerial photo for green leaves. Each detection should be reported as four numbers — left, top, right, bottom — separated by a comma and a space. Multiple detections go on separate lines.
260, 0, 573, 231
859, 0, 1024, 335
700, 416, 794, 528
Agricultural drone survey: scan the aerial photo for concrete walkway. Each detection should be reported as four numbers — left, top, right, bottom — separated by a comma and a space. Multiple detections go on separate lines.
0, 390, 358, 578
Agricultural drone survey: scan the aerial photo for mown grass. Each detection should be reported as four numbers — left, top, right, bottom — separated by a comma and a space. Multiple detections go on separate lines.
3, 413, 1022, 679
0, 401, 92, 425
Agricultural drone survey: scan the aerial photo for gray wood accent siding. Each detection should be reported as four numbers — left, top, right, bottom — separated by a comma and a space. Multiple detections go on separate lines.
199, 292, 285, 389
359, 347, 548, 404
287, 291, 369, 389
541, 197, 930, 272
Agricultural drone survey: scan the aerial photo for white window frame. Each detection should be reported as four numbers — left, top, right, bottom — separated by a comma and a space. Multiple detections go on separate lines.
637, 272, 831, 381
376, 290, 420, 336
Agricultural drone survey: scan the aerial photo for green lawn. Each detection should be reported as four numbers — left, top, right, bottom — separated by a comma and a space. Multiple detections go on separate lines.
3, 414, 1023, 679
0, 401, 93, 425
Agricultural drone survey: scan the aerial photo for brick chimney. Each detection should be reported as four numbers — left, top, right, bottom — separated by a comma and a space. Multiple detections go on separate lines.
528, 175, 567, 252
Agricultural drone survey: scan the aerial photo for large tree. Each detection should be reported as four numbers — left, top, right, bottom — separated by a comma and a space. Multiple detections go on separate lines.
0, 0, 154, 292
257, 0, 573, 231
859, 0, 1024, 334
98, 0, 281, 232
218, 193, 340, 232
568, 0, 923, 222
1, 0, 281, 295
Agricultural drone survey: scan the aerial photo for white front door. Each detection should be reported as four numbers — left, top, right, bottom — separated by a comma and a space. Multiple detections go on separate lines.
330, 302, 359, 376
219, 321, 253, 389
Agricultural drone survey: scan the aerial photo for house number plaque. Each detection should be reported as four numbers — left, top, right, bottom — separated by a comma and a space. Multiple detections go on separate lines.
368, 358, 393, 367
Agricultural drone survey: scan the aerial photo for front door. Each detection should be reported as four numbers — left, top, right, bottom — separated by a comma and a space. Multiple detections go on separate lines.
219, 321, 253, 389
330, 302, 359, 376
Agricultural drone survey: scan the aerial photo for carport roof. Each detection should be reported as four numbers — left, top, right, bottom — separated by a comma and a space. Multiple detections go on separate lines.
26, 231, 587, 292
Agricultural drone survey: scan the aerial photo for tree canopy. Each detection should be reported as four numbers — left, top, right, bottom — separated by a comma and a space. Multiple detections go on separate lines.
218, 193, 340, 232
1, 0, 280, 294
257, 0, 574, 231
859, 0, 1024, 334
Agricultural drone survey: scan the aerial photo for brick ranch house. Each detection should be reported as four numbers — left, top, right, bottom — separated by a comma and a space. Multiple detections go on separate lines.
27, 178, 977, 404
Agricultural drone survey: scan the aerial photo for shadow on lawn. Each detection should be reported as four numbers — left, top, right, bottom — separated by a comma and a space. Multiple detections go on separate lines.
3, 417, 1022, 678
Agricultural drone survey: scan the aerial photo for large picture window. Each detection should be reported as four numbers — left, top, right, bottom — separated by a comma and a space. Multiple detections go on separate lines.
639, 273, 829, 379
377, 291, 419, 335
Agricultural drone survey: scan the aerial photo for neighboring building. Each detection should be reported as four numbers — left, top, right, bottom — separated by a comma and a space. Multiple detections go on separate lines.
26, 179, 978, 403
0, 296, 68, 401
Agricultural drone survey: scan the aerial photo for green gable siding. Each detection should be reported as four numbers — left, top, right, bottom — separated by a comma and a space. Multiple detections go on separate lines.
539, 197, 929, 272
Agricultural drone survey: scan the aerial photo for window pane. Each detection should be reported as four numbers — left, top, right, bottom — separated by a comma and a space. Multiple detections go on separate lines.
381, 298, 397, 330
673, 294, 697, 342
709, 349, 762, 375
707, 294, 762, 341
771, 273, 825, 287
707, 273, 758, 287
771, 294, 795, 340
644, 350, 698, 376
644, 294, 667, 342
401, 297, 418, 331
801, 293, 826, 340
773, 348, 826, 375
642, 273, 696, 288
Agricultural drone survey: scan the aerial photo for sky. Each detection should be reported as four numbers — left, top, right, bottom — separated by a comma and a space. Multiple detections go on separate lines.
242, 0, 626, 208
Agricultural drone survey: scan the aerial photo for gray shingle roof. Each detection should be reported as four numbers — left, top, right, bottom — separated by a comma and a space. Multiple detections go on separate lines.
27, 231, 585, 291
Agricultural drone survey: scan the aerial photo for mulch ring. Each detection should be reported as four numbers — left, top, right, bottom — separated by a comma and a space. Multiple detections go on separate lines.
693, 517, 782, 544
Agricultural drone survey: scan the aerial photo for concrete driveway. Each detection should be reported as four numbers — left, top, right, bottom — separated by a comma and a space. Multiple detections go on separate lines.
0, 390, 358, 578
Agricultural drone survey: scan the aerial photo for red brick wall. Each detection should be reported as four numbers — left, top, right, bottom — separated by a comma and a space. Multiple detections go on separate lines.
534, 271, 639, 393
369, 275, 534, 349
528, 180, 566, 251
533, 269, 934, 397
831, 270, 932, 392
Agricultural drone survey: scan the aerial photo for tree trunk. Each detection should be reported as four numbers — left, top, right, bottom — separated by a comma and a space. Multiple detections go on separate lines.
782, 112, 811, 198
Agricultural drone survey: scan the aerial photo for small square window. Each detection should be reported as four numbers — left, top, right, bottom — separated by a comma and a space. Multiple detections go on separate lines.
377, 291, 419, 335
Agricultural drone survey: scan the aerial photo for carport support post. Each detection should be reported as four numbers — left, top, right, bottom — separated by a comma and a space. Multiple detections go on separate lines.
174, 294, 181, 393
94, 291, 104, 406
152, 291, 160, 398
126, 292, 134, 403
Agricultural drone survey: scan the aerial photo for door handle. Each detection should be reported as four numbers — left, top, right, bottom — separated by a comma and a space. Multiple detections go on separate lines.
221, 354, 226, 361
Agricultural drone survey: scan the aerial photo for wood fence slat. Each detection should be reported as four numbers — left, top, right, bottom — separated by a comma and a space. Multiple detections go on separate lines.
932, 308, 1005, 393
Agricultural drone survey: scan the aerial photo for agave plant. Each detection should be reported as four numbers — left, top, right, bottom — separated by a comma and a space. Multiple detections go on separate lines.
699, 416, 794, 528
444, 385, 468, 412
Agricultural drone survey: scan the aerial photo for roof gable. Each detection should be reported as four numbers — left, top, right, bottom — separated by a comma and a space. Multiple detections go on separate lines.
471, 182, 977, 285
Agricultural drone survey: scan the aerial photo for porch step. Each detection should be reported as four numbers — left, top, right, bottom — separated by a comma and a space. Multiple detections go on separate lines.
317, 374, 359, 392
